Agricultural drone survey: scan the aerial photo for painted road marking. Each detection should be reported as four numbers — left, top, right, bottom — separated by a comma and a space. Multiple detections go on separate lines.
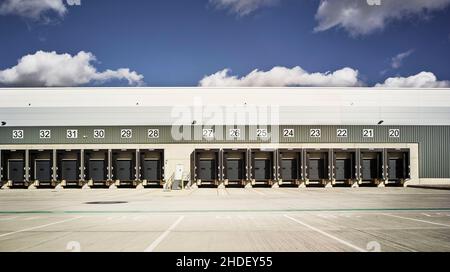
250, 189, 266, 196
284, 214, 366, 252
421, 212, 450, 217
317, 214, 338, 219
383, 213, 450, 227
22, 216, 40, 221
0, 216, 83, 239
0, 216, 18, 221
144, 215, 185, 252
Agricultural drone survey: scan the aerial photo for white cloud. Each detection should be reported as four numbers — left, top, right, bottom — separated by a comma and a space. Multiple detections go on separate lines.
0, 51, 144, 87
209, 0, 278, 16
314, 0, 450, 36
375, 71, 450, 88
391, 49, 414, 69
0, 0, 71, 20
199, 67, 450, 88
199, 66, 362, 87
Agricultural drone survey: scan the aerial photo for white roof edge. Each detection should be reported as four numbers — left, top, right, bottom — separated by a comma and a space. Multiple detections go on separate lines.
1, 87, 450, 126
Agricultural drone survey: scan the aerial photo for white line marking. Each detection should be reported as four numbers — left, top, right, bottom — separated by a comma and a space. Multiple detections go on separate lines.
284, 214, 366, 252
0, 216, 17, 221
23, 216, 39, 221
383, 214, 450, 227
251, 189, 266, 196
144, 215, 185, 252
0, 216, 83, 239
317, 214, 338, 219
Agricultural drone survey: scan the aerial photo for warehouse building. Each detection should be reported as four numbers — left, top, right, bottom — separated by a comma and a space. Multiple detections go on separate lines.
0, 87, 449, 189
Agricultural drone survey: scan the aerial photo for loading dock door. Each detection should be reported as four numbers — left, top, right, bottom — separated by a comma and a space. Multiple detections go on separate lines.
116, 159, 132, 181
388, 158, 404, 180
227, 159, 243, 180
61, 159, 77, 181
142, 159, 161, 181
8, 159, 24, 182
88, 160, 105, 181
362, 159, 377, 180
309, 159, 325, 180
335, 159, 352, 180
281, 158, 297, 180
199, 159, 215, 180
254, 159, 271, 180
35, 159, 51, 181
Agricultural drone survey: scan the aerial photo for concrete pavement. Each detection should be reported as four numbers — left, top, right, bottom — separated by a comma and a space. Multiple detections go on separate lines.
0, 187, 449, 252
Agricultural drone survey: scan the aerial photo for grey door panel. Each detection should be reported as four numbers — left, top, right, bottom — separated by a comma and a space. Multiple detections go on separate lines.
389, 158, 404, 179
8, 160, 24, 182
254, 159, 270, 180
281, 159, 297, 180
227, 159, 243, 180
35, 160, 51, 181
335, 159, 351, 180
199, 159, 215, 180
61, 160, 77, 181
309, 159, 325, 180
116, 160, 132, 181
88, 160, 105, 181
142, 159, 161, 181
362, 159, 378, 180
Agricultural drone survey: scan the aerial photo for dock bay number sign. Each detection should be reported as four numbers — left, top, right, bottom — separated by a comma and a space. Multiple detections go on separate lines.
8, 127, 401, 140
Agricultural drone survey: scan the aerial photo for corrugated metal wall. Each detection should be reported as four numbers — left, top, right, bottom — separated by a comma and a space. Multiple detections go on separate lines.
1, 125, 449, 178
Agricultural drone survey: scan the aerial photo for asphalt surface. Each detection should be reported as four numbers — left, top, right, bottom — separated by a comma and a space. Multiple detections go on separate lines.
0, 187, 449, 252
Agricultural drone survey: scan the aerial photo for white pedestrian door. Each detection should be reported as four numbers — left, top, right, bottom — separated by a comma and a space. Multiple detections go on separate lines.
175, 164, 183, 180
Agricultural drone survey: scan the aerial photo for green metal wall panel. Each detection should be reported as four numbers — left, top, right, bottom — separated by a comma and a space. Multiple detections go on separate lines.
1, 125, 449, 178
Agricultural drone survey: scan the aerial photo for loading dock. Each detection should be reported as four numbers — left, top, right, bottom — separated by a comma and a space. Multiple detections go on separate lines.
359, 149, 384, 186
1, 150, 27, 187
140, 149, 164, 187
386, 149, 410, 185
277, 149, 302, 186
112, 149, 137, 187
29, 150, 55, 187
222, 149, 248, 186
305, 149, 330, 186
191, 149, 220, 186
332, 149, 356, 186
57, 150, 82, 187
85, 149, 109, 187
249, 149, 276, 186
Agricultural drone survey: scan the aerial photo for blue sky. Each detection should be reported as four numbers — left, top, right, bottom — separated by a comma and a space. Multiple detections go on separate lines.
0, 0, 449, 87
